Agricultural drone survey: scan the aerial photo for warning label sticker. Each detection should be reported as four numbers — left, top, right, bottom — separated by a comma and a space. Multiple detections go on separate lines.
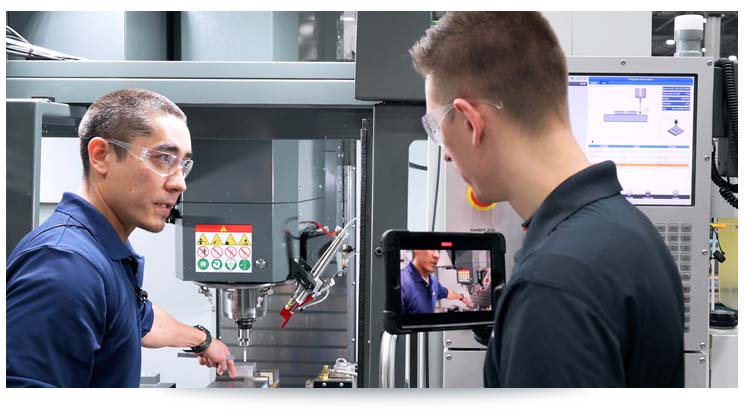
195, 224, 253, 273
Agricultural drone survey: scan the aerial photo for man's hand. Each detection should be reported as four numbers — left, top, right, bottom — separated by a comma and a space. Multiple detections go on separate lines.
197, 339, 236, 378
461, 295, 472, 307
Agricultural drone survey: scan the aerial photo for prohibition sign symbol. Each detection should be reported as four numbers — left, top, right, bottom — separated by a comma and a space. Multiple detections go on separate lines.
211, 246, 224, 258
238, 247, 251, 258
225, 246, 237, 259
197, 246, 209, 258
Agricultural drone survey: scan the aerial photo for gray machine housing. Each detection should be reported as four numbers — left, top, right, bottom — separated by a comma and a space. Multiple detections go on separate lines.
176, 139, 320, 284
566, 57, 713, 355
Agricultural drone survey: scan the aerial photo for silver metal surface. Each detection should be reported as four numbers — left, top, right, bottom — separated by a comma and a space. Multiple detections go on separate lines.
7, 61, 366, 106
442, 350, 486, 388
416, 332, 427, 388
7, 61, 356, 79
219, 286, 272, 347
221, 287, 270, 323
684, 352, 709, 387
208, 377, 268, 388
339, 142, 359, 363
379, 331, 398, 388
255, 258, 267, 269
704, 15, 722, 58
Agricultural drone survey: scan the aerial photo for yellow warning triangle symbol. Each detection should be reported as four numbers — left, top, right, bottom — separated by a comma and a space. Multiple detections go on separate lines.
225, 234, 237, 245
239, 234, 251, 246
197, 234, 209, 245
211, 234, 223, 245
220, 225, 227, 232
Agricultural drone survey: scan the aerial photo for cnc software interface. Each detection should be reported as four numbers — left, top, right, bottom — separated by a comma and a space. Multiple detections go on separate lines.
568, 75, 696, 206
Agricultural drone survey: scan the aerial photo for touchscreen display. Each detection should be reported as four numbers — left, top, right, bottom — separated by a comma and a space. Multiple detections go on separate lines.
399, 249, 493, 315
568, 74, 697, 206
383, 230, 505, 334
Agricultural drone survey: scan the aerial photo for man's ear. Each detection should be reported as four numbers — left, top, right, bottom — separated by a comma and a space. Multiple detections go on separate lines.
88, 137, 111, 177
453, 98, 484, 147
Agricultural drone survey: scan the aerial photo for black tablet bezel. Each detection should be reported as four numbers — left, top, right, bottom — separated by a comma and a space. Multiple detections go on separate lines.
382, 230, 506, 335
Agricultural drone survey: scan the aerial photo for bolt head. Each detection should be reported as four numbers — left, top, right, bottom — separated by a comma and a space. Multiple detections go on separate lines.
621, 60, 627, 66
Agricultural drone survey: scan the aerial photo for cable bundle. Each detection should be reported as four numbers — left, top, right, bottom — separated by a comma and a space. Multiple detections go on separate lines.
712, 59, 738, 209
6, 25, 84, 60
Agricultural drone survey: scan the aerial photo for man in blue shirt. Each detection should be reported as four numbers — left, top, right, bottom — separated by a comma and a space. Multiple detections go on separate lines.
6, 89, 236, 387
410, 12, 684, 386
400, 250, 471, 314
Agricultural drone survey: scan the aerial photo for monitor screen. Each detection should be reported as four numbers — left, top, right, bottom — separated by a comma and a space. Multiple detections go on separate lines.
568, 74, 697, 206
399, 249, 493, 315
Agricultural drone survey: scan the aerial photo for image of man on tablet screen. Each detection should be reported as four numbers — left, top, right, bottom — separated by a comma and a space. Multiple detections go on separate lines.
400, 250, 471, 314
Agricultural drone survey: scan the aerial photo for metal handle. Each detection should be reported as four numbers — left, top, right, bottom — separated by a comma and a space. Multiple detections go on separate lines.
379, 331, 398, 388
417, 332, 428, 388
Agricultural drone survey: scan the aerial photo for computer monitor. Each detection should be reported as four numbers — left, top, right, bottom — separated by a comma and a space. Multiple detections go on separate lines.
568, 74, 697, 206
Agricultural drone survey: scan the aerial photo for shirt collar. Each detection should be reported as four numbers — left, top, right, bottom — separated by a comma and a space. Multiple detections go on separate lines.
519, 161, 622, 256
55, 192, 139, 261
407, 261, 430, 285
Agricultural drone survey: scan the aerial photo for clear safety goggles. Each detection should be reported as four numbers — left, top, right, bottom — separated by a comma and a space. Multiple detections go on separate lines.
421, 99, 504, 146
106, 139, 194, 179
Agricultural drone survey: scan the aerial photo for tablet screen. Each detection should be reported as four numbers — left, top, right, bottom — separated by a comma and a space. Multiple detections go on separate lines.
383, 231, 505, 334
398, 249, 493, 315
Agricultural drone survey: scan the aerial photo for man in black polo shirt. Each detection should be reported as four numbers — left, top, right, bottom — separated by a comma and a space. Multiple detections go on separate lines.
409, 12, 684, 387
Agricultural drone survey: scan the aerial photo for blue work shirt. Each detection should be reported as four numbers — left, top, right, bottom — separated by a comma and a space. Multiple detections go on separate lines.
400, 262, 449, 314
484, 161, 684, 387
6, 192, 155, 387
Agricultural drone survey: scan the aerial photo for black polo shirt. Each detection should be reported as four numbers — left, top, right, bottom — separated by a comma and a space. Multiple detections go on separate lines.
483, 161, 684, 387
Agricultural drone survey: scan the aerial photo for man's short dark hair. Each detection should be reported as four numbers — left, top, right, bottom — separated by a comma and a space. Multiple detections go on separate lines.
410, 12, 569, 134
77, 88, 187, 178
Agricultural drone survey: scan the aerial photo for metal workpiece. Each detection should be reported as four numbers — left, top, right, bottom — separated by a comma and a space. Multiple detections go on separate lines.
307, 358, 358, 388
207, 362, 270, 388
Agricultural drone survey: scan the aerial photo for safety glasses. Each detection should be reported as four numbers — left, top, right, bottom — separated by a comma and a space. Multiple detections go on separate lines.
106, 139, 194, 179
421, 99, 504, 146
